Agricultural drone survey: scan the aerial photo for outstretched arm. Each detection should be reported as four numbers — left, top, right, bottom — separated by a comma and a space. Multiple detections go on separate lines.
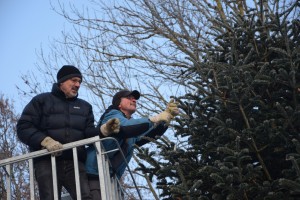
100, 109, 153, 139
135, 123, 168, 147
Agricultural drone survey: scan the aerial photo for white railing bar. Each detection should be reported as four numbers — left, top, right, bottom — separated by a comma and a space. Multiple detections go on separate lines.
103, 155, 111, 200
51, 156, 59, 200
111, 177, 116, 200
101, 148, 119, 155
0, 136, 141, 199
0, 137, 111, 166
6, 164, 11, 200
29, 159, 35, 200
73, 147, 82, 199
103, 137, 142, 200
95, 140, 108, 200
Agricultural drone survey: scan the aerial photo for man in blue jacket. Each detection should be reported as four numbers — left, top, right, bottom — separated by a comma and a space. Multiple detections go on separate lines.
85, 89, 179, 199
17, 65, 120, 200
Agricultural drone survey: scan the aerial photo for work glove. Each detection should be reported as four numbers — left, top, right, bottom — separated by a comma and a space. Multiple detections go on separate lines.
41, 136, 63, 156
166, 99, 179, 117
100, 118, 120, 137
149, 99, 179, 125
149, 111, 173, 125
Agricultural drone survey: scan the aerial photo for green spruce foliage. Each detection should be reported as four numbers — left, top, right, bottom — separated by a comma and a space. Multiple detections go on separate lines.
136, 1, 300, 199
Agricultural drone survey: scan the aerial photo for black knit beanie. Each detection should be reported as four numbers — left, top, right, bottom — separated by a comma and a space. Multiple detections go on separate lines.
57, 65, 82, 83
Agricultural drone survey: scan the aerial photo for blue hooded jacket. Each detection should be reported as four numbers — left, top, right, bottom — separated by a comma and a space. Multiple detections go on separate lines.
85, 106, 167, 178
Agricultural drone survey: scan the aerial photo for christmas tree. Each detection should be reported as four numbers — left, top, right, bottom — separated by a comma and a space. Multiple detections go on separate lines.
136, 1, 300, 199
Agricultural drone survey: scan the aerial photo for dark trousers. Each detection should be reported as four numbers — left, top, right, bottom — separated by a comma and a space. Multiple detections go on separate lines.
88, 176, 102, 200
34, 159, 91, 200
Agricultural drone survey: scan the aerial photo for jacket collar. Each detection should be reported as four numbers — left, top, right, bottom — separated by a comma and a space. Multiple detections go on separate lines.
51, 83, 78, 100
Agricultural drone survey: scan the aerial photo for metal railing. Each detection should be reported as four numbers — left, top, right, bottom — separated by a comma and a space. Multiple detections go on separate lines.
0, 136, 142, 200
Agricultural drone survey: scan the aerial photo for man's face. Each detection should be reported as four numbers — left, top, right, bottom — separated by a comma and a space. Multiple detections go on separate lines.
119, 95, 137, 117
59, 77, 82, 98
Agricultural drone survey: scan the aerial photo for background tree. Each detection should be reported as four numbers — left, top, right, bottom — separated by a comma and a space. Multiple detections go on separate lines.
18, 0, 300, 199
0, 94, 31, 199
136, 0, 300, 199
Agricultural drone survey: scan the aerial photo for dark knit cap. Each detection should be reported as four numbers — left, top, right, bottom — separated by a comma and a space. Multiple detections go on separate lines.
57, 65, 82, 83
112, 89, 140, 107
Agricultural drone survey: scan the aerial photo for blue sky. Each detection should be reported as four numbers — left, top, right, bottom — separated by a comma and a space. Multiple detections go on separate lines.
0, 1, 71, 112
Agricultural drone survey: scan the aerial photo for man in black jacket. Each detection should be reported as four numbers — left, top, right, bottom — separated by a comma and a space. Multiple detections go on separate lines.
17, 65, 119, 200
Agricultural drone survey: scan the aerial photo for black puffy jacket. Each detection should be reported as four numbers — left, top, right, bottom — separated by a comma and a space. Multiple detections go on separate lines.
17, 83, 99, 162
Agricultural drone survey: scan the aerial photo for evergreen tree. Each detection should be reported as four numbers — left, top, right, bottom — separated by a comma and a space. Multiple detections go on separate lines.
136, 1, 300, 199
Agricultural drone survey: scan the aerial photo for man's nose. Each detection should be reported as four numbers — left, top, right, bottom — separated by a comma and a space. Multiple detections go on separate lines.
74, 81, 81, 87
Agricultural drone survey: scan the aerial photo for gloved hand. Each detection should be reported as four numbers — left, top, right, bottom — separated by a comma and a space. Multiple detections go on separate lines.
149, 99, 179, 125
166, 99, 179, 117
41, 136, 63, 156
149, 111, 173, 124
100, 118, 120, 137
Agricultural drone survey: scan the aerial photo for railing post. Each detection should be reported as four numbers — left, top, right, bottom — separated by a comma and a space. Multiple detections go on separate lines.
0, 137, 141, 200
111, 177, 116, 200
51, 156, 59, 200
5, 164, 11, 200
72, 147, 82, 199
95, 140, 108, 200
104, 156, 112, 200
29, 159, 35, 200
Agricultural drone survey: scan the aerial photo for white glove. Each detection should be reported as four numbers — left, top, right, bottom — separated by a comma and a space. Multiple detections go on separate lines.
149, 111, 173, 124
149, 99, 179, 125
166, 99, 179, 117
41, 136, 63, 156
100, 118, 120, 137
